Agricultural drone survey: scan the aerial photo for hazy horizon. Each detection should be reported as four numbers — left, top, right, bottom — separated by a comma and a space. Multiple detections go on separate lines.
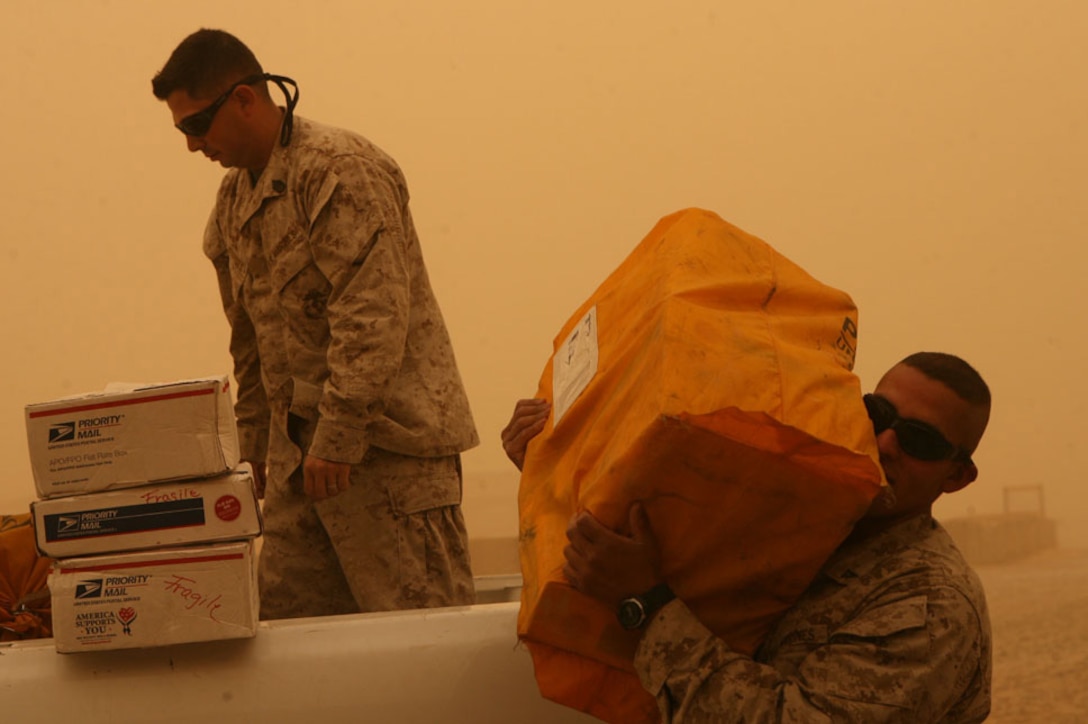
2, 1, 1085, 548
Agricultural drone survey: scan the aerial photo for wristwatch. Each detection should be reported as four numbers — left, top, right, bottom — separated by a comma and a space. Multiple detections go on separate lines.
617, 583, 675, 630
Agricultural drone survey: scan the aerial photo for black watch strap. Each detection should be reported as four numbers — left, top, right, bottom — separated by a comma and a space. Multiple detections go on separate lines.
617, 583, 675, 630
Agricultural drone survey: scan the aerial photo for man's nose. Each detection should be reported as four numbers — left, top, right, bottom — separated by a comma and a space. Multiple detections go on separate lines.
185, 134, 205, 153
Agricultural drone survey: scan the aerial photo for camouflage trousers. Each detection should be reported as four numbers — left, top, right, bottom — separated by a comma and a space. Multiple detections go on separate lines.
258, 417, 475, 620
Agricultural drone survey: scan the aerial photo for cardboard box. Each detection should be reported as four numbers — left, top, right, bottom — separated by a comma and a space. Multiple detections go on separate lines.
31, 469, 262, 558
25, 376, 240, 498
48, 541, 259, 653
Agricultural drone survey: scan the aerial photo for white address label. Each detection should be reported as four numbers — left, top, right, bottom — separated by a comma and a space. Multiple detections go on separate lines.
552, 306, 599, 427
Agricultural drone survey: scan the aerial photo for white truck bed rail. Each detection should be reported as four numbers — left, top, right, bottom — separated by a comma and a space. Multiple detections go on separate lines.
1, 600, 598, 724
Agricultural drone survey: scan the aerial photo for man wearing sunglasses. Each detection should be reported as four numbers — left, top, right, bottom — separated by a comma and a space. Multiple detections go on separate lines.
503, 351, 992, 722
151, 29, 479, 620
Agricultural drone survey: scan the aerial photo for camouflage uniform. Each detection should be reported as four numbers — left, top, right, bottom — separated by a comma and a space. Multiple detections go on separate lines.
204, 116, 478, 620
636, 515, 991, 722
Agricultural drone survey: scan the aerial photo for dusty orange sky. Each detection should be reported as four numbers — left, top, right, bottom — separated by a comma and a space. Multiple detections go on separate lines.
1, 1, 1085, 545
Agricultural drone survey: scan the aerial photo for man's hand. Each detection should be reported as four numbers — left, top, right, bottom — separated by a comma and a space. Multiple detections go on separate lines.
563, 503, 663, 610
500, 398, 551, 471
304, 454, 352, 501
244, 459, 268, 500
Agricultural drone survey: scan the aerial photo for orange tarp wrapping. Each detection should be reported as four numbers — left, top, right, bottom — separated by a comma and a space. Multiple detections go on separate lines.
1, 514, 53, 641
517, 208, 885, 723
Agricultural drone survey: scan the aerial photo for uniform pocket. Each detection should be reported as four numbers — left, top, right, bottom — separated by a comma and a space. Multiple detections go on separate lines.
270, 227, 332, 324
830, 594, 928, 641
356, 449, 463, 515
810, 594, 930, 711
386, 467, 463, 516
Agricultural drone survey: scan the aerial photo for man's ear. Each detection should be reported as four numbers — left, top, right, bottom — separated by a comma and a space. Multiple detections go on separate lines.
234, 84, 259, 111
942, 461, 978, 494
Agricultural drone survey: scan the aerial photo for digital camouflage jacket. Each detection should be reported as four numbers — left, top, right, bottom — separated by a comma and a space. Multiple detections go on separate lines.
636, 514, 991, 723
204, 116, 478, 484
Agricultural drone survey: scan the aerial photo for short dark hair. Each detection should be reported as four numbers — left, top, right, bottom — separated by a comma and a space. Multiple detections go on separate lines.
899, 352, 991, 407
151, 29, 263, 100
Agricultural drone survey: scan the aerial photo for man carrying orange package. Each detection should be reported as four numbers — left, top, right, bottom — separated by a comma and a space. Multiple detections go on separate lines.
503, 351, 993, 722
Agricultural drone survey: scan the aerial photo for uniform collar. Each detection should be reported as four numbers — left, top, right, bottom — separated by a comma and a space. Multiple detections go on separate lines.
821, 514, 937, 584
236, 115, 304, 223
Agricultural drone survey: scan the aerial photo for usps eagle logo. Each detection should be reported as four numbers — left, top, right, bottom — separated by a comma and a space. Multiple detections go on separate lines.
75, 580, 103, 599
49, 422, 76, 443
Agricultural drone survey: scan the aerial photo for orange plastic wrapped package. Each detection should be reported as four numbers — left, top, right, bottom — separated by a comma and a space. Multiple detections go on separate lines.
517, 208, 885, 722
1, 514, 53, 641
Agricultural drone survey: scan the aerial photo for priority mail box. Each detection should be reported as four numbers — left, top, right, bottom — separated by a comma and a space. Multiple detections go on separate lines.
26, 376, 240, 498
48, 540, 258, 653
31, 469, 262, 558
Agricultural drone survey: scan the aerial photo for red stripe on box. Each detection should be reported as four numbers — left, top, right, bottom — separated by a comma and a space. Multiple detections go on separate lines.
57, 552, 245, 573
28, 387, 216, 418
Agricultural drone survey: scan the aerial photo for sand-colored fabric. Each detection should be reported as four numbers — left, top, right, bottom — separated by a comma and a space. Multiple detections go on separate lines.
1, 513, 53, 641
516, 208, 885, 723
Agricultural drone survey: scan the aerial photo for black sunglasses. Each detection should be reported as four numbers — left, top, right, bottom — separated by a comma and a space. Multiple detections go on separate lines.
175, 73, 299, 146
863, 394, 972, 464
